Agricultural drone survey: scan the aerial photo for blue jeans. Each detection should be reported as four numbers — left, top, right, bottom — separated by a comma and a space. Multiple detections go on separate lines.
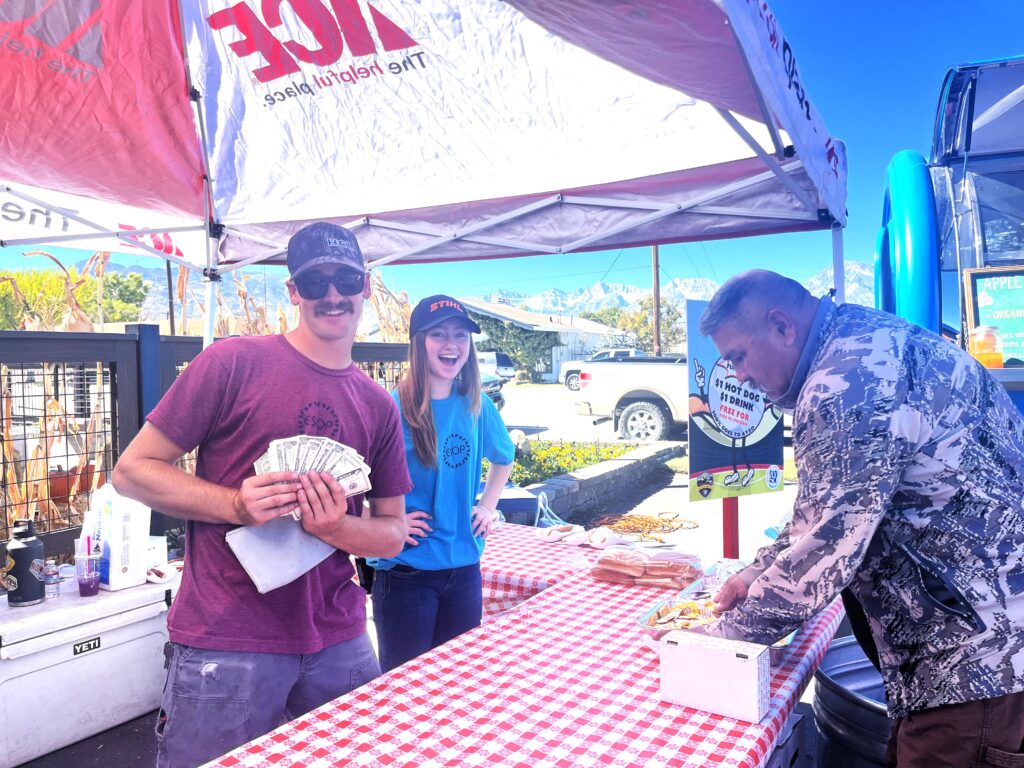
155, 633, 380, 768
371, 562, 482, 673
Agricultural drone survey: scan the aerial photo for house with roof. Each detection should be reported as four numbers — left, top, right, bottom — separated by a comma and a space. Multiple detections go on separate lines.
460, 298, 635, 382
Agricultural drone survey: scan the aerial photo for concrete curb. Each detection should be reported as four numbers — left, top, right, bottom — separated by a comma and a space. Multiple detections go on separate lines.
524, 442, 684, 520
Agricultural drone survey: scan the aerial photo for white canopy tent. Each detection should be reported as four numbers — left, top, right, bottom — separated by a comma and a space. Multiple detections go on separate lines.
0, 0, 846, 342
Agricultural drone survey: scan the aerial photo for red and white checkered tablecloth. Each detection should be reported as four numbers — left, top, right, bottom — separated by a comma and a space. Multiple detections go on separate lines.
479, 523, 601, 615
208, 570, 844, 768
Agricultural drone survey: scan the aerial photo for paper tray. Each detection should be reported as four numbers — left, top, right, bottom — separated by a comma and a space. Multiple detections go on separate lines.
636, 574, 796, 665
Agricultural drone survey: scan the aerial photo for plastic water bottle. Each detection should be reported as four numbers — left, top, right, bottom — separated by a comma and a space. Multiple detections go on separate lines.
43, 559, 61, 600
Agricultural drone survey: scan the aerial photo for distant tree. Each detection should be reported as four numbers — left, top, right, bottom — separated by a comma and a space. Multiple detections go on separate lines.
0, 268, 151, 329
619, 297, 686, 353
0, 270, 71, 329
469, 312, 561, 382
80, 272, 151, 322
579, 306, 626, 329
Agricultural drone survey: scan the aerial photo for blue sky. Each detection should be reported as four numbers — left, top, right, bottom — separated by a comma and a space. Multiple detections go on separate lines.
2, 1, 1022, 303
381, 0, 1024, 300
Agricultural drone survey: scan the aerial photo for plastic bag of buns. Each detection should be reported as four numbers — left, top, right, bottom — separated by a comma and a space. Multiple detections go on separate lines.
591, 549, 702, 589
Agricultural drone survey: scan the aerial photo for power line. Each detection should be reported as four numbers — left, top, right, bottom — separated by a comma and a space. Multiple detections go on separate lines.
699, 241, 719, 282
595, 249, 625, 284
676, 243, 703, 280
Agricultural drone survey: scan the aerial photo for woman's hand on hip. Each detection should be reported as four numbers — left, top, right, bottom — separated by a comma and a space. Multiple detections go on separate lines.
471, 505, 497, 537
404, 509, 432, 546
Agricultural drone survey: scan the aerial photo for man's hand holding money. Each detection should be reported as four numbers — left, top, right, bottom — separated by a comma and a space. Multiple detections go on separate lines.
232, 471, 301, 526
297, 471, 349, 539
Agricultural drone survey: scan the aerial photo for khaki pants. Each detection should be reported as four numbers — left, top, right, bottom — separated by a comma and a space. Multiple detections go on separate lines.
885, 691, 1024, 767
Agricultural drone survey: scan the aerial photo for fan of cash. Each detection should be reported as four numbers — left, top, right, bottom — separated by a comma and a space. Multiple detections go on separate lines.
253, 436, 372, 518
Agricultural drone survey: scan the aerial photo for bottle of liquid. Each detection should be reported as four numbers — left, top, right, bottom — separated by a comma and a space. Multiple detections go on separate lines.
43, 559, 61, 600
969, 326, 1003, 369
5, 519, 46, 606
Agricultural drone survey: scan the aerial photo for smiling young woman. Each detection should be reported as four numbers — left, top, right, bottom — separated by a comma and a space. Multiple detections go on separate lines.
367, 294, 516, 672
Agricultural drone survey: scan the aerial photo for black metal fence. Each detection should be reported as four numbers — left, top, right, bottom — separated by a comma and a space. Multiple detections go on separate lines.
1, 326, 408, 557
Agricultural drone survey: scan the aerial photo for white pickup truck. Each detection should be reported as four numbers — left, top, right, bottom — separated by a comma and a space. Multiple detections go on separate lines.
559, 348, 647, 391
574, 356, 687, 441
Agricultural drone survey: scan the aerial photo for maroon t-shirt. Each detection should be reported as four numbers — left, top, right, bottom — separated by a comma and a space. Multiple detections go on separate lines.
148, 335, 411, 654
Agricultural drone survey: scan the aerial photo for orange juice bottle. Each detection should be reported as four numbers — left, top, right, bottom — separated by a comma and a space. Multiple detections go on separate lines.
969, 326, 1003, 368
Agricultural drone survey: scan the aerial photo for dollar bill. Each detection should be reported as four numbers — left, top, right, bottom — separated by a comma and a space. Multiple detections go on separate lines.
253, 453, 272, 475
269, 437, 300, 472
333, 467, 372, 495
255, 435, 372, 497
297, 435, 326, 474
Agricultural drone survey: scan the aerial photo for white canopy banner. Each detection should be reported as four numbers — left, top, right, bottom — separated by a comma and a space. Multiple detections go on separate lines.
722, 0, 846, 222
1, 0, 846, 276
183, 0, 784, 226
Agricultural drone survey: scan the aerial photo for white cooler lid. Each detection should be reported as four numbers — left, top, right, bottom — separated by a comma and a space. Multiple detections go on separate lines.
0, 578, 177, 647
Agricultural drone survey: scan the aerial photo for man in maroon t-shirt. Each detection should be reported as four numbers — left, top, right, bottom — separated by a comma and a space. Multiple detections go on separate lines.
113, 222, 411, 767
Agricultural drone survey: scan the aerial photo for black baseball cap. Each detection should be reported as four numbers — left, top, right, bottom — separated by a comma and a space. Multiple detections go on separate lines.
409, 295, 482, 337
287, 222, 364, 279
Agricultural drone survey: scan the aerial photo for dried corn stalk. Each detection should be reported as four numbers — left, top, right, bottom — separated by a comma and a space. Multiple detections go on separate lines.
233, 273, 274, 336
1, 365, 26, 532
0, 275, 42, 330
177, 266, 189, 335
367, 271, 412, 343
66, 362, 108, 506
24, 251, 93, 332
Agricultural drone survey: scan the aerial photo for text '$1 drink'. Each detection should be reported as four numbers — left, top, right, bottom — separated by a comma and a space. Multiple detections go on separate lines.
3, 519, 46, 606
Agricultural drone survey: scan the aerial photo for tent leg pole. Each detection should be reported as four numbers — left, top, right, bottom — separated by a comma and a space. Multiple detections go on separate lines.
832, 225, 846, 305
203, 277, 216, 347
166, 262, 176, 336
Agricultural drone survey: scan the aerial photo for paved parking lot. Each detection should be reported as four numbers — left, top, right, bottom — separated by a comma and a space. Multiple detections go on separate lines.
499, 381, 687, 444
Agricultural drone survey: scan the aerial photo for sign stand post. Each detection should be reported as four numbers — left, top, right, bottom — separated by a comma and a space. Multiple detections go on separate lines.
686, 299, 784, 562
722, 497, 739, 558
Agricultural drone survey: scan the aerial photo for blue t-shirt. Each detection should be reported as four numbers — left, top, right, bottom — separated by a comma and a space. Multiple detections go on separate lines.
370, 390, 515, 571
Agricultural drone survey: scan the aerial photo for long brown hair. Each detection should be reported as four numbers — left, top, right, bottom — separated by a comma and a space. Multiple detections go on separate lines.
397, 329, 482, 467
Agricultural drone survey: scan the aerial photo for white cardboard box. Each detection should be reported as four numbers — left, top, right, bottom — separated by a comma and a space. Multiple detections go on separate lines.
659, 629, 770, 722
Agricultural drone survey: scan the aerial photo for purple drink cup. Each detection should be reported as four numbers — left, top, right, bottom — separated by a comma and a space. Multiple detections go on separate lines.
75, 553, 101, 597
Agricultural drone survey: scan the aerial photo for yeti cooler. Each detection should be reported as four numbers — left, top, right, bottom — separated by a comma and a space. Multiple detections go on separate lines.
0, 580, 174, 767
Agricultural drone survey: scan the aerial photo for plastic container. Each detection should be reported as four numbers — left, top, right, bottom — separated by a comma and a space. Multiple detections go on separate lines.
638, 572, 796, 665
969, 325, 1003, 368
42, 560, 60, 600
812, 636, 892, 767
4, 520, 45, 607
82, 484, 151, 591
75, 554, 102, 597
637, 593, 717, 639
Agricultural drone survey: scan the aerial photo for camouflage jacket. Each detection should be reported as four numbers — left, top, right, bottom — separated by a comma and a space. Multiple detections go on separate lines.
708, 301, 1024, 718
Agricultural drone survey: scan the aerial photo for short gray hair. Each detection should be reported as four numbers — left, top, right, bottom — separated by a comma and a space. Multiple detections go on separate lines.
699, 270, 811, 337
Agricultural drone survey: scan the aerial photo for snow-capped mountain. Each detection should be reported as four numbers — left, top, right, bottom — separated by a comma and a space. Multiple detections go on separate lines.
77, 259, 875, 328
474, 262, 873, 314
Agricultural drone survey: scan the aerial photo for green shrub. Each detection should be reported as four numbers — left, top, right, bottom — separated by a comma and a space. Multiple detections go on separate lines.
484, 440, 636, 486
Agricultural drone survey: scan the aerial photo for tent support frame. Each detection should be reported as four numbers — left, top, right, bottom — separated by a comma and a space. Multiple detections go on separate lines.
715, 108, 820, 215
356, 162, 818, 270
0, 184, 203, 272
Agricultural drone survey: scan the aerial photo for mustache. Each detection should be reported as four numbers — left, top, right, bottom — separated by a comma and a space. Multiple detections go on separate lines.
314, 298, 355, 315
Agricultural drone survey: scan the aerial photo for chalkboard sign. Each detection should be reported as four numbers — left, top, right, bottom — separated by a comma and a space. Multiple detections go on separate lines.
964, 266, 1024, 366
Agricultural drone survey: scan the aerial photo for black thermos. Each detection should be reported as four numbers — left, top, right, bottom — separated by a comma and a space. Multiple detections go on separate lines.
5, 519, 46, 606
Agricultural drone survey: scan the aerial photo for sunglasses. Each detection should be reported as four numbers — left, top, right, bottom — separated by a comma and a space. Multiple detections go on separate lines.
292, 269, 366, 300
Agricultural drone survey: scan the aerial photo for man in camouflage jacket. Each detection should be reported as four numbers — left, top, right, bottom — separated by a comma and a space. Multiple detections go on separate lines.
700, 269, 1024, 767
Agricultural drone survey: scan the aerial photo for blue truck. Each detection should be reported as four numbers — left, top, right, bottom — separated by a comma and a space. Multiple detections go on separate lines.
876, 55, 1024, 410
